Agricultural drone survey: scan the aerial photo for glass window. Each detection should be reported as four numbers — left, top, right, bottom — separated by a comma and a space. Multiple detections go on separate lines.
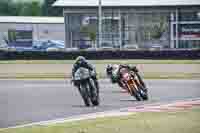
8, 30, 32, 47
179, 11, 200, 21
102, 12, 120, 48
124, 12, 170, 48
8, 30, 32, 43
179, 40, 200, 48
67, 13, 97, 48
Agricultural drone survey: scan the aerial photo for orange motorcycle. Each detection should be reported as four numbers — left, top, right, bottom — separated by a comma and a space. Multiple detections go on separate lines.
119, 68, 148, 101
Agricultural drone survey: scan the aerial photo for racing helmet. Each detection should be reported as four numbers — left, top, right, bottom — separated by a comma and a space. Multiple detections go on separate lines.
75, 56, 86, 65
106, 64, 113, 76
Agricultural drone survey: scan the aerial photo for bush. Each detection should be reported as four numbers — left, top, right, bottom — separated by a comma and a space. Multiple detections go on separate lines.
0, 49, 199, 60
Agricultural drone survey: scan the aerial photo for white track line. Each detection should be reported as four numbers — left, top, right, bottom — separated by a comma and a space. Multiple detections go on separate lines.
1, 97, 200, 131
0, 111, 134, 131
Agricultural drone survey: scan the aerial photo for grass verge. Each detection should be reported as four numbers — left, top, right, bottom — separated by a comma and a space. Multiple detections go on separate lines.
0, 72, 199, 79
0, 60, 200, 64
1, 107, 200, 133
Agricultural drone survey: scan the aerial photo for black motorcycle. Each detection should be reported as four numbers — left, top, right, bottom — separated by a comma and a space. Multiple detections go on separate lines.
72, 67, 99, 106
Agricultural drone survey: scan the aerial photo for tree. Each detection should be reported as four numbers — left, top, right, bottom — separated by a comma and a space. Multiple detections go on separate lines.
0, 0, 42, 16
150, 16, 167, 39
19, 1, 42, 16
0, 0, 17, 16
0, 0, 61, 16
43, 0, 62, 16
80, 25, 97, 48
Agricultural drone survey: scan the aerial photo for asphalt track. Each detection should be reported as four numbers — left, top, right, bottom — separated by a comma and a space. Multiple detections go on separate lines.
0, 79, 200, 128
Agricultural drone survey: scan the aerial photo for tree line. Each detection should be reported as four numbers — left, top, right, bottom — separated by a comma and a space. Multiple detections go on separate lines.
0, 0, 62, 16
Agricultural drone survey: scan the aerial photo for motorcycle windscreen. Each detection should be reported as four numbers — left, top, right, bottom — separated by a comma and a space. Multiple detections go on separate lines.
74, 67, 90, 80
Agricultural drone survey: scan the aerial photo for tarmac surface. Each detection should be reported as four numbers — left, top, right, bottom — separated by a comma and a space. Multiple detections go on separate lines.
0, 79, 200, 128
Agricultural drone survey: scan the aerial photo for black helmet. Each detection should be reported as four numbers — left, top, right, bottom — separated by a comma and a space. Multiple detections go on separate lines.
106, 64, 113, 75
75, 56, 86, 64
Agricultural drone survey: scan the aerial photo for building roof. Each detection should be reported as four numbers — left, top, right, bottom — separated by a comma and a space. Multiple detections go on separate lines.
53, 0, 200, 7
0, 16, 64, 24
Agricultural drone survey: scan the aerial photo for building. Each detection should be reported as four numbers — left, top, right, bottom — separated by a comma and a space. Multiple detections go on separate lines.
53, 0, 200, 49
0, 16, 64, 47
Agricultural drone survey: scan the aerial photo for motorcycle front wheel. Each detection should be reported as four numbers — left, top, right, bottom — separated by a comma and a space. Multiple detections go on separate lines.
88, 78, 99, 106
125, 83, 142, 101
134, 73, 148, 100
79, 83, 90, 107
139, 89, 148, 100
134, 92, 142, 101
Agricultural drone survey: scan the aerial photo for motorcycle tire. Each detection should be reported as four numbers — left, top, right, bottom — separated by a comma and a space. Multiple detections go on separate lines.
134, 92, 142, 101
134, 73, 148, 100
79, 84, 90, 107
123, 82, 141, 101
139, 89, 148, 100
92, 98, 99, 106
89, 79, 99, 106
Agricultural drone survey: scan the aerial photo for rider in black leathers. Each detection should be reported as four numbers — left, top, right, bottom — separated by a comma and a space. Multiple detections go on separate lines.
72, 56, 99, 92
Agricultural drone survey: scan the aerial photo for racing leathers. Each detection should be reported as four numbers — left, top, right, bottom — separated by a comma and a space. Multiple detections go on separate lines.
72, 57, 99, 92
107, 64, 144, 90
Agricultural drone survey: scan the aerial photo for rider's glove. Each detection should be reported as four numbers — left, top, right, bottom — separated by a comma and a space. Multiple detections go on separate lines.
132, 66, 138, 72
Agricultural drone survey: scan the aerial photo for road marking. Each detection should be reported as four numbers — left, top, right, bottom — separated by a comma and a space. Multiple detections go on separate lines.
1, 97, 200, 131
0, 111, 135, 131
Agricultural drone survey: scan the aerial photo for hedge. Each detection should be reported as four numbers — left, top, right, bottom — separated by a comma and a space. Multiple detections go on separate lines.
0, 49, 200, 60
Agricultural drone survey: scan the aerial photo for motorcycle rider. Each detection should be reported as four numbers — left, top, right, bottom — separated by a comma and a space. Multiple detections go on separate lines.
72, 56, 99, 94
106, 64, 146, 90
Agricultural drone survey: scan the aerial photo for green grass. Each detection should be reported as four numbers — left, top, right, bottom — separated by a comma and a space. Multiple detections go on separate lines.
1, 107, 200, 133
0, 72, 199, 79
0, 60, 200, 64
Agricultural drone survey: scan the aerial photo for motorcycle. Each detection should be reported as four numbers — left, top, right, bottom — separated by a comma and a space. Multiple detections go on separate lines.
73, 67, 99, 106
119, 67, 148, 101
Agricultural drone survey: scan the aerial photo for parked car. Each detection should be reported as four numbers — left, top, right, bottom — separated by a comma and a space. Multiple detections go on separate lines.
32, 40, 45, 49
123, 44, 139, 49
32, 40, 65, 51
100, 41, 113, 50
78, 43, 91, 49
142, 40, 168, 50
0, 41, 8, 50
85, 47, 96, 51
65, 47, 79, 51
149, 44, 164, 50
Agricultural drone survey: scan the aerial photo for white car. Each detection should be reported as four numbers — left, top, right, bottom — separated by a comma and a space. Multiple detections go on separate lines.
46, 47, 65, 51
123, 44, 139, 49
0, 41, 9, 50
149, 44, 164, 50
65, 47, 79, 51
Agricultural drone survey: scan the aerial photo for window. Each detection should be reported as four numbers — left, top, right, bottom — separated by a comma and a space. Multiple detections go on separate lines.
8, 30, 32, 42
8, 30, 32, 47
179, 11, 200, 21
